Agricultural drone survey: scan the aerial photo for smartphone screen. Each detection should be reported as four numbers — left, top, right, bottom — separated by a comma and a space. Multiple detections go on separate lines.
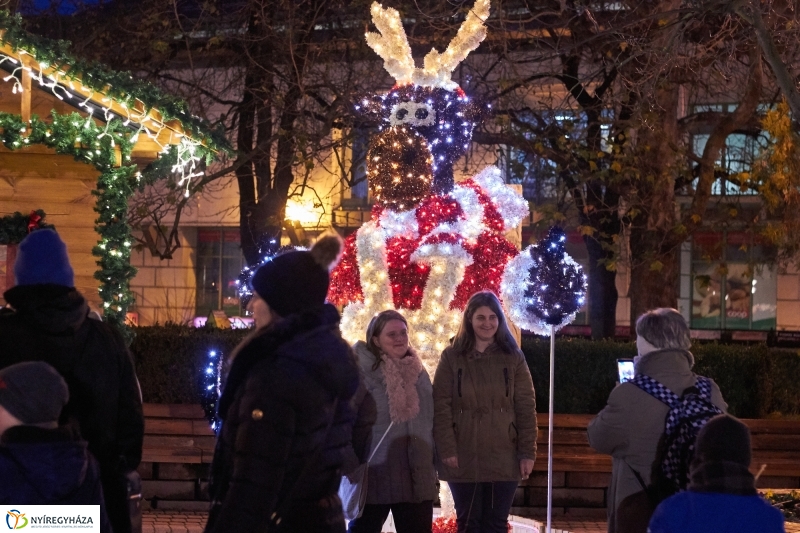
617, 359, 634, 383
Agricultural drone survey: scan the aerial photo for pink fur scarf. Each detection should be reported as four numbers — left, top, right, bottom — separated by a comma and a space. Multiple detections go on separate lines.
381, 347, 424, 424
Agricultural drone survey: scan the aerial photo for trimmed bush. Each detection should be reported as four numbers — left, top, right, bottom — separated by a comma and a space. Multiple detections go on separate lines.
130, 325, 247, 404
130, 325, 800, 418
523, 337, 800, 418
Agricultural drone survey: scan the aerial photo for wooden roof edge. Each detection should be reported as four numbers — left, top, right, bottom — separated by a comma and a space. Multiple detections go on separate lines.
0, 34, 228, 154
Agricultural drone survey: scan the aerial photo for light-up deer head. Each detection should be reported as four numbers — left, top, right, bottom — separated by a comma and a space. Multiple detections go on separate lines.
357, 1, 489, 202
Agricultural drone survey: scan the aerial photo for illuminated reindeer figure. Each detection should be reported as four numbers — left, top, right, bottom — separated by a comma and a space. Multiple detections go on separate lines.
329, 0, 528, 374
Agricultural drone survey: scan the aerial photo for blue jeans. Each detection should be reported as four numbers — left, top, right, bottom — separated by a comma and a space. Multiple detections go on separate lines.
448, 481, 518, 533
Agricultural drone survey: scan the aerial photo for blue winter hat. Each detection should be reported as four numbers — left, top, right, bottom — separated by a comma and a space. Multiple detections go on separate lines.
14, 229, 75, 287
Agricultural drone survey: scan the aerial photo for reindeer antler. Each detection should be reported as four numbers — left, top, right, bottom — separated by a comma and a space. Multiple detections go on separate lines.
365, 3, 416, 85
417, 0, 491, 88
366, 0, 491, 90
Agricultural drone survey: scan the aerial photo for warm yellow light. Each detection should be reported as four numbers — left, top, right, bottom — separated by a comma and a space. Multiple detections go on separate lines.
285, 198, 322, 227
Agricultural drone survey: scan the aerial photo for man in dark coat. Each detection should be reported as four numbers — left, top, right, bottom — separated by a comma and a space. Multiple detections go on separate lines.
205, 235, 361, 533
0, 229, 143, 533
0, 361, 113, 532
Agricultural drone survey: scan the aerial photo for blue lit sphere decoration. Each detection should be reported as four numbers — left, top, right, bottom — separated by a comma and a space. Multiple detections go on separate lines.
501, 226, 587, 336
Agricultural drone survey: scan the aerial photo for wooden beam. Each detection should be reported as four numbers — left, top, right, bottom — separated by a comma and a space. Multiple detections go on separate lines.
20, 67, 30, 123
0, 151, 100, 180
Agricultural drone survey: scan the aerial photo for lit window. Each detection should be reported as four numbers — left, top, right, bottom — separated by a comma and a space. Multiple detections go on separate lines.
195, 228, 245, 317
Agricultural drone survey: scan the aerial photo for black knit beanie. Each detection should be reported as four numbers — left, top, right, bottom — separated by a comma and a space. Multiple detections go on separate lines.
694, 414, 752, 466
250, 235, 343, 317
0, 361, 69, 427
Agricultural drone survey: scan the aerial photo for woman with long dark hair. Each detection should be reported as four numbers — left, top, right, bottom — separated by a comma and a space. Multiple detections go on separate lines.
346, 310, 437, 533
433, 291, 537, 533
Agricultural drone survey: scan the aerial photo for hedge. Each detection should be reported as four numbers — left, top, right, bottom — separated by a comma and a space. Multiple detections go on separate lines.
523, 337, 800, 418
130, 325, 247, 404
131, 326, 800, 418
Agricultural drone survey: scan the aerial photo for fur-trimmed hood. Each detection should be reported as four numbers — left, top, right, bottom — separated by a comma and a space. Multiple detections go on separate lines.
218, 303, 357, 421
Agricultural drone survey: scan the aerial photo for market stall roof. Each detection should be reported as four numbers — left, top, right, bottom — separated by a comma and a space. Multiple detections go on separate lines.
0, 11, 230, 158
0, 11, 232, 332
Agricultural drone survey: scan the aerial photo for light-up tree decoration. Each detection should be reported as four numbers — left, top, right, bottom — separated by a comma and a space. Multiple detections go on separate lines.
328, 0, 529, 376
500, 226, 587, 533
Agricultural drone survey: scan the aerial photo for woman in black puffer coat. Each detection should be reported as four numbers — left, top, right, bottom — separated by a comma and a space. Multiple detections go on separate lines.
205, 236, 361, 533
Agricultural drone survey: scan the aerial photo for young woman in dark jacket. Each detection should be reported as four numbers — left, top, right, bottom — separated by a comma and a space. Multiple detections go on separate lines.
433, 291, 538, 533
205, 236, 361, 533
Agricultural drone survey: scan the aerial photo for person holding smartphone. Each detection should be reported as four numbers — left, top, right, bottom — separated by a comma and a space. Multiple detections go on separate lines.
433, 291, 537, 533
587, 308, 727, 533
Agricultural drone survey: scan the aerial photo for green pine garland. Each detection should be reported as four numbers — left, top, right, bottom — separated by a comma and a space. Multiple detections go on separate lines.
0, 10, 231, 153
0, 110, 138, 333
0, 209, 52, 244
0, 14, 231, 340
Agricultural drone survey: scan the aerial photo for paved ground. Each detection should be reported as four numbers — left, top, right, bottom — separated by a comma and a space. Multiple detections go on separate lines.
142, 510, 605, 533
142, 510, 800, 533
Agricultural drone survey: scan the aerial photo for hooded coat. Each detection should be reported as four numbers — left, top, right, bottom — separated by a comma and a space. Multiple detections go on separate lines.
432, 343, 537, 483
587, 349, 727, 533
0, 425, 112, 532
0, 284, 143, 533
347, 341, 437, 505
205, 304, 361, 533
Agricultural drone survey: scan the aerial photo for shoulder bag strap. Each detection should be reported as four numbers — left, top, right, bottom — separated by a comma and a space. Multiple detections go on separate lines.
367, 421, 394, 464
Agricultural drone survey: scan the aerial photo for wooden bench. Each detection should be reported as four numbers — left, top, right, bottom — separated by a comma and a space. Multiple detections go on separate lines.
142, 404, 215, 464
530, 414, 800, 480
139, 404, 215, 509
139, 404, 800, 514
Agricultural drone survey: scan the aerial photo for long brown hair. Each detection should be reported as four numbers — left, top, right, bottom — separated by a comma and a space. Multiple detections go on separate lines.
365, 309, 409, 370
451, 291, 519, 356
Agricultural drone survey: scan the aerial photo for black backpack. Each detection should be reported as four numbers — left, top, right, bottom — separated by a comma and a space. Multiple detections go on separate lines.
630, 374, 723, 501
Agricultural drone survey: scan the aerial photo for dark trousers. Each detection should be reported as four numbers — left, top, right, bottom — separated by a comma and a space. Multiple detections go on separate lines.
347, 501, 433, 533
449, 482, 518, 533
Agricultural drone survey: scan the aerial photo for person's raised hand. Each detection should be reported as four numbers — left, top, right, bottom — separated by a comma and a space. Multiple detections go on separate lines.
442, 456, 459, 469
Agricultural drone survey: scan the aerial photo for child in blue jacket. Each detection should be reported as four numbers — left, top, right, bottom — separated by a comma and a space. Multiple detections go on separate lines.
648, 414, 784, 533
0, 361, 112, 532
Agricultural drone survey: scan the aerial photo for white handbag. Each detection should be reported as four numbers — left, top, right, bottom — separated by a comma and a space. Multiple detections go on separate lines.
339, 421, 394, 521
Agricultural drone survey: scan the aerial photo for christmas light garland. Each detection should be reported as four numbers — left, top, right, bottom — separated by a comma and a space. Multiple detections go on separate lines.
199, 348, 223, 432
0, 11, 228, 152
0, 14, 227, 337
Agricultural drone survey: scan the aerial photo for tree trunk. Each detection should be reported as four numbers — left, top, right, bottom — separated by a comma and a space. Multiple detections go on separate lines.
585, 234, 619, 338
628, 234, 680, 325
236, 63, 265, 267
627, 83, 682, 327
